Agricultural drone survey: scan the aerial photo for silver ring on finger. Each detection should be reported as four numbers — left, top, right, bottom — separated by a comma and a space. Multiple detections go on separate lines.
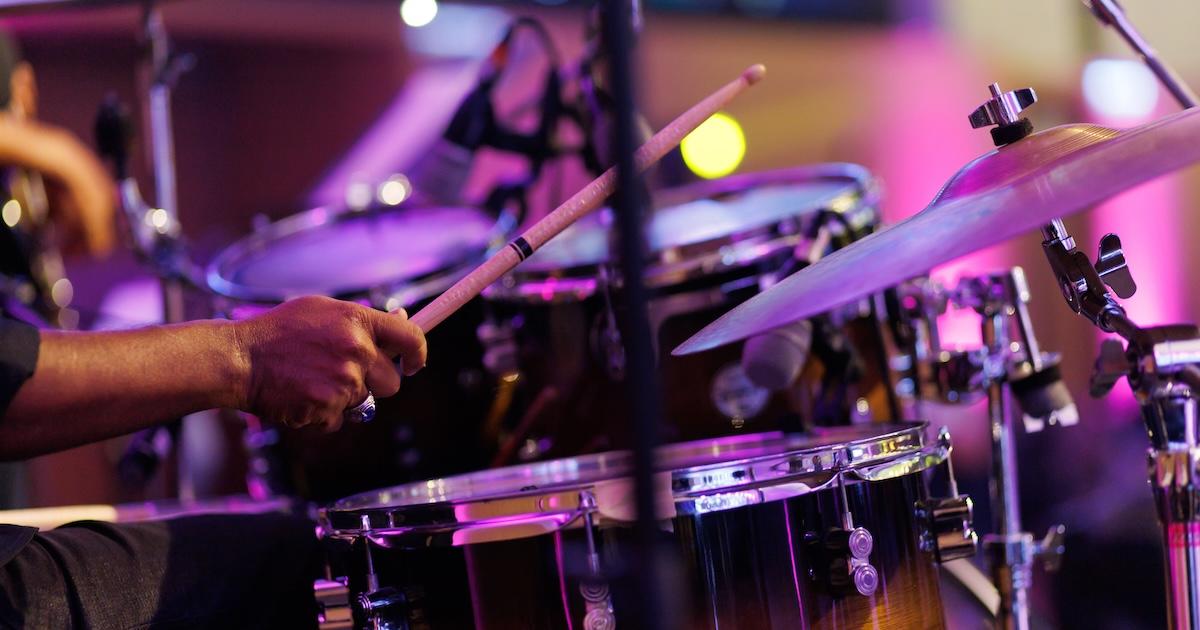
344, 392, 376, 423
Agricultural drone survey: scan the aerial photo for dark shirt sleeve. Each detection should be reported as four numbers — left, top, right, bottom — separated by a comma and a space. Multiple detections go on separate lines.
0, 318, 38, 418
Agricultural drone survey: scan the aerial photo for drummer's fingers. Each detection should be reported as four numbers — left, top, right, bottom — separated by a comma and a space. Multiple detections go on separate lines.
362, 307, 427, 375
365, 353, 402, 398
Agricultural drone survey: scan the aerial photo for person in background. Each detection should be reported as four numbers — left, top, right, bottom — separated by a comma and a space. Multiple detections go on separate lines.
0, 32, 116, 274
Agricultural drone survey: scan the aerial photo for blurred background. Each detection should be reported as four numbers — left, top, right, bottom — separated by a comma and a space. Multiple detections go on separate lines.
5, 0, 1200, 627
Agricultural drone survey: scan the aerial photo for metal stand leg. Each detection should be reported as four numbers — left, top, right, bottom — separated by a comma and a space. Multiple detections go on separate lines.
139, 3, 197, 500
985, 386, 1033, 630
982, 314, 1031, 630
1143, 394, 1200, 629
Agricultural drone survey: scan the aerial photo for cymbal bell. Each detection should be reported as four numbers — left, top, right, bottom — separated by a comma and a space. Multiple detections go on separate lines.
674, 107, 1200, 356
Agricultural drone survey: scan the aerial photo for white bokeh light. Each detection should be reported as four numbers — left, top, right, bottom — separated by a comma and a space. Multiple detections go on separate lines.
378, 174, 412, 206
1082, 58, 1159, 122
401, 0, 439, 28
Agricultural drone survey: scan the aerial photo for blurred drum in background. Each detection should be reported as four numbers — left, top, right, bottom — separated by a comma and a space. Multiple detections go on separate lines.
319, 422, 959, 629
207, 203, 507, 501
481, 164, 887, 463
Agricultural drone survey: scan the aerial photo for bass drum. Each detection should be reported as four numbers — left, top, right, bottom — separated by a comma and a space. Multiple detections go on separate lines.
320, 422, 958, 629
482, 164, 887, 461
207, 204, 505, 501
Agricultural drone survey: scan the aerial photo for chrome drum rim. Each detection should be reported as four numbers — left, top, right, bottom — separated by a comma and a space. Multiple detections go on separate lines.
319, 422, 943, 546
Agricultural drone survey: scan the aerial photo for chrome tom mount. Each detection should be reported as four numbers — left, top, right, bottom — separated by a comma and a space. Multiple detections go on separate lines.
892, 264, 1071, 630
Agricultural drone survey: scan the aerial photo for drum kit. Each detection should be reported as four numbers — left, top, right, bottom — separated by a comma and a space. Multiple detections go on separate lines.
7, 0, 1200, 629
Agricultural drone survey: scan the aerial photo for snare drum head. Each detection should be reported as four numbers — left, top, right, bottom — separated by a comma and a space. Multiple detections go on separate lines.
207, 206, 498, 302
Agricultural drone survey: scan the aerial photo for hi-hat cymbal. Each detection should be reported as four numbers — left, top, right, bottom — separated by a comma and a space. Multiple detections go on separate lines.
674, 107, 1200, 356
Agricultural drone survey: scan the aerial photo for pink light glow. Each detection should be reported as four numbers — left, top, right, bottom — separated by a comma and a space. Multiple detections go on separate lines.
307, 63, 481, 207
857, 29, 1014, 349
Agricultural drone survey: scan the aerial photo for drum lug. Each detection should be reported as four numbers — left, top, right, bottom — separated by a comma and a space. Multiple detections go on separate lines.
916, 426, 979, 563
833, 526, 879, 597
982, 524, 1067, 590
812, 473, 879, 597
314, 578, 353, 630
916, 495, 979, 564
578, 497, 617, 629
810, 525, 879, 597
356, 587, 424, 630
355, 533, 425, 630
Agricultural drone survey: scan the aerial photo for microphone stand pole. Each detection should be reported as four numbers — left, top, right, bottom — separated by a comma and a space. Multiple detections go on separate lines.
1084, 0, 1199, 109
600, 0, 673, 628
139, 1, 195, 500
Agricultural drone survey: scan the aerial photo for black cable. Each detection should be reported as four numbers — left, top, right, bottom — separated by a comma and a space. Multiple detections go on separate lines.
600, 1, 669, 628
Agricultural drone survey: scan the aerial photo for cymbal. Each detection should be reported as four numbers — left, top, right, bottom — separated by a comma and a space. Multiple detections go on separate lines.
674, 107, 1200, 355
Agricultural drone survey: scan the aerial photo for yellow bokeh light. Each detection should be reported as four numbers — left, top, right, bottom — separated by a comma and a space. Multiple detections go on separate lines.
681, 112, 746, 180
2, 199, 21, 228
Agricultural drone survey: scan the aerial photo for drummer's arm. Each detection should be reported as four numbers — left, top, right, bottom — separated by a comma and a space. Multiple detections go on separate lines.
0, 116, 117, 255
3, 320, 245, 458
0, 296, 427, 460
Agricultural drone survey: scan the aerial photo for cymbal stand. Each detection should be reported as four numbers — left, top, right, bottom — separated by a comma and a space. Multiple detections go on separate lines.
137, 2, 197, 300
953, 270, 1070, 630
892, 268, 1071, 630
1083, 0, 1199, 109
1042, 219, 1200, 629
103, 3, 201, 499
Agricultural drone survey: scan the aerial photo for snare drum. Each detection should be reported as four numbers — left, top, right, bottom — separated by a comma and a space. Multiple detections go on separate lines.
319, 422, 960, 629
207, 205, 505, 500
482, 164, 884, 460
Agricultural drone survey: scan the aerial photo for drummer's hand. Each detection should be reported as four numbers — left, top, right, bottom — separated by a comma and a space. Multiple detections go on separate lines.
232, 296, 427, 432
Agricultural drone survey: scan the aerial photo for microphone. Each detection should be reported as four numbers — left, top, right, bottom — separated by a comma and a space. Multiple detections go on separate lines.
1011, 353, 1079, 432
94, 93, 132, 180
407, 70, 500, 207
741, 319, 813, 391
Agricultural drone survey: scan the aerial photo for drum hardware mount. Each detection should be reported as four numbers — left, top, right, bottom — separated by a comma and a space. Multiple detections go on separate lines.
1085, 318, 1200, 629
351, 515, 427, 630
968, 83, 1036, 147
956, 83, 1086, 628
916, 426, 979, 564
896, 261, 1071, 628
896, 268, 1078, 430
579, 493, 617, 630
965, 266, 1069, 630
1056, 214, 1200, 628
315, 578, 354, 630
1085, 314, 1200, 629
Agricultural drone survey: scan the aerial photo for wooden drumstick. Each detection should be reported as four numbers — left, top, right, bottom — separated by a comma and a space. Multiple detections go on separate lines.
411, 63, 767, 333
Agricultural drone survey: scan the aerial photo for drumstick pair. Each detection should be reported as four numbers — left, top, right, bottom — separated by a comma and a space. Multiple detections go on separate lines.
410, 63, 767, 333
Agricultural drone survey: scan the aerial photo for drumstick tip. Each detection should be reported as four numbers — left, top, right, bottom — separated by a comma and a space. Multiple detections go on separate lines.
743, 64, 767, 84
